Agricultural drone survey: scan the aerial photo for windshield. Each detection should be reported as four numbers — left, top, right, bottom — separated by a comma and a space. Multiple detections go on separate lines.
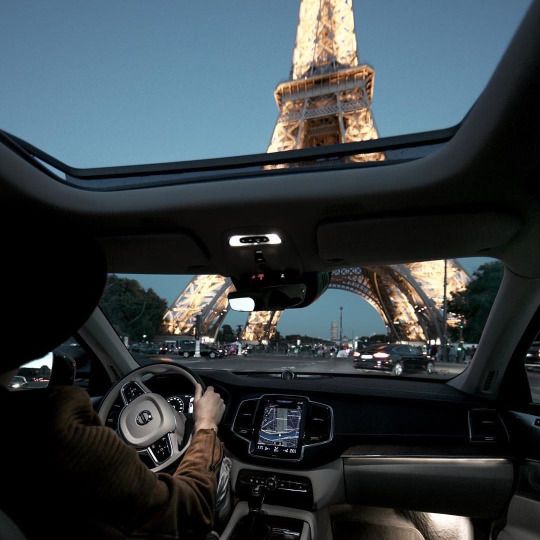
100, 257, 501, 380
0, 1, 531, 168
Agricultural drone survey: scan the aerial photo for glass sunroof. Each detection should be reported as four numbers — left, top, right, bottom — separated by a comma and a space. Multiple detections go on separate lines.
0, 0, 532, 168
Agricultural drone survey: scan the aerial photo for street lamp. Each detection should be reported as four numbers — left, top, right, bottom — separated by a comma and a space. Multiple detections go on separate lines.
194, 314, 202, 358
339, 306, 343, 348
442, 258, 448, 362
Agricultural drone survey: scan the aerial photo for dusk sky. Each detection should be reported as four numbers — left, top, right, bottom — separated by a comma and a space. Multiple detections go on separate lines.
0, 1, 530, 338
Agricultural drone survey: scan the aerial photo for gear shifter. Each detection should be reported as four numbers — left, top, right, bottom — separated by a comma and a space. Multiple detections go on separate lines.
228, 484, 269, 539
247, 484, 269, 538
230, 482, 303, 540
248, 483, 266, 513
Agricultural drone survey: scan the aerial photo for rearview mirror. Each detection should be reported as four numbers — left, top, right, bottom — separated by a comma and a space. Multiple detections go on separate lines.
227, 271, 330, 312
228, 283, 307, 312
228, 296, 256, 312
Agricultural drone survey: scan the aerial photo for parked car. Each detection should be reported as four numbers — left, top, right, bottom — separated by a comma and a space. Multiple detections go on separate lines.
178, 341, 224, 359
158, 341, 179, 355
354, 343, 434, 376
137, 343, 160, 355
525, 341, 540, 371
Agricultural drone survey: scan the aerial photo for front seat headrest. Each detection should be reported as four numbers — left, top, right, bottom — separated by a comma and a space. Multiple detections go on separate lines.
1, 229, 106, 373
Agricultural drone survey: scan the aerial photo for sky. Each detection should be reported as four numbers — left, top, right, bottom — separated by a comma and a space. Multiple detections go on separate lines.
23, 353, 53, 370
0, 1, 531, 338
0, 0, 531, 166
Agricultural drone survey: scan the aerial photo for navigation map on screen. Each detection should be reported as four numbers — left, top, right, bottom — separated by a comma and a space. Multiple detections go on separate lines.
256, 403, 303, 456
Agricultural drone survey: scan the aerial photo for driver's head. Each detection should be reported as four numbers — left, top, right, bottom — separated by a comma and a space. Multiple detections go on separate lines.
0, 226, 106, 373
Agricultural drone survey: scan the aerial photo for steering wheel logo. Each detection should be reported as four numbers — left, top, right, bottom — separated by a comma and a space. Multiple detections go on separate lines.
136, 410, 153, 426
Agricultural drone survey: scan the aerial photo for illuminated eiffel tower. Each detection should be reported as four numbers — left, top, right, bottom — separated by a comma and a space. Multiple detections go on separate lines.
162, 0, 469, 343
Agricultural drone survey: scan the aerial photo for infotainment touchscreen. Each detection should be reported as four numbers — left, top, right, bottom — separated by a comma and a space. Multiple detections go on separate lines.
253, 397, 305, 458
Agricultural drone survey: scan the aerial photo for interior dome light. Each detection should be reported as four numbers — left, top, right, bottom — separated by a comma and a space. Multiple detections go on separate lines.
229, 234, 282, 247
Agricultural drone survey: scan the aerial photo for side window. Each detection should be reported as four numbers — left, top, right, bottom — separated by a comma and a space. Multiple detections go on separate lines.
8, 352, 53, 391
7, 337, 111, 397
524, 337, 540, 403
54, 337, 111, 396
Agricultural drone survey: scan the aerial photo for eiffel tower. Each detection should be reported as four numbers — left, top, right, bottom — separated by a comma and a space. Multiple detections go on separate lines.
162, 0, 469, 343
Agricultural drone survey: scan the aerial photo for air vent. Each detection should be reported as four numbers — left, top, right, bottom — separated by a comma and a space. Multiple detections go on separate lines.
304, 402, 333, 445
468, 409, 506, 443
232, 399, 258, 441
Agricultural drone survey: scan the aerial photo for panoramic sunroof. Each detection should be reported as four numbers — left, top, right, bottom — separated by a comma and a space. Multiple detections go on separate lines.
0, 0, 532, 168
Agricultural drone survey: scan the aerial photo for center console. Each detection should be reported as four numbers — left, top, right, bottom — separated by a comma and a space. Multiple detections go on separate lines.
220, 500, 314, 540
236, 469, 313, 510
223, 395, 334, 539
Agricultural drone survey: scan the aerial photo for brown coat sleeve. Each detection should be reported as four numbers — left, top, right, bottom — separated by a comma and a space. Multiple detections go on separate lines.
48, 386, 223, 538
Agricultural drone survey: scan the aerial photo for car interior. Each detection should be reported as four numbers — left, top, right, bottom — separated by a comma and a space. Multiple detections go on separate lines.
1, 1, 540, 540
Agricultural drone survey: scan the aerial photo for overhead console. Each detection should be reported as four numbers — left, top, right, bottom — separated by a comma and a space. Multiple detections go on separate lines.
232, 395, 333, 465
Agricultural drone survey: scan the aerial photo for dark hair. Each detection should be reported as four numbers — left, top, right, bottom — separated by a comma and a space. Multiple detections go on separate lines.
1, 227, 106, 372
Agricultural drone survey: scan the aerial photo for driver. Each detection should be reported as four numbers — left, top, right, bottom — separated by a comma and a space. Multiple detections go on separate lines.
0, 233, 227, 540
1, 375, 226, 539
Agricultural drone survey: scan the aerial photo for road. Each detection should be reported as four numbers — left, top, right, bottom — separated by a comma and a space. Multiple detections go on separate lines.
136, 352, 540, 395
135, 353, 468, 380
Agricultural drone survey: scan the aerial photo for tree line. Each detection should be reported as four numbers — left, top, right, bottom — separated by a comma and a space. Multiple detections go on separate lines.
448, 261, 503, 342
100, 275, 167, 342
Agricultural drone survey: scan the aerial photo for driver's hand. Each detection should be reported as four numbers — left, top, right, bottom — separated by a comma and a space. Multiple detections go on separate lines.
193, 384, 225, 433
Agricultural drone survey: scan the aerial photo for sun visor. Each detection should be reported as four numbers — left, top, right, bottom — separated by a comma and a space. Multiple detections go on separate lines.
317, 212, 522, 265
101, 234, 209, 273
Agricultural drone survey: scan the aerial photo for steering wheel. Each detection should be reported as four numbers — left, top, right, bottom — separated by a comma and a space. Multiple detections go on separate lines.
98, 363, 205, 472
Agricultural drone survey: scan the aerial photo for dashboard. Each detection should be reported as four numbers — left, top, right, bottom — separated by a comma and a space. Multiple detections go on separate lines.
103, 368, 518, 518
195, 369, 516, 518
209, 371, 512, 472
115, 369, 513, 469
108, 370, 512, 469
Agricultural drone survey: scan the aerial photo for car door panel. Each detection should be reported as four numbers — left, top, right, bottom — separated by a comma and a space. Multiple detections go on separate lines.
497, 413, 540, 539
